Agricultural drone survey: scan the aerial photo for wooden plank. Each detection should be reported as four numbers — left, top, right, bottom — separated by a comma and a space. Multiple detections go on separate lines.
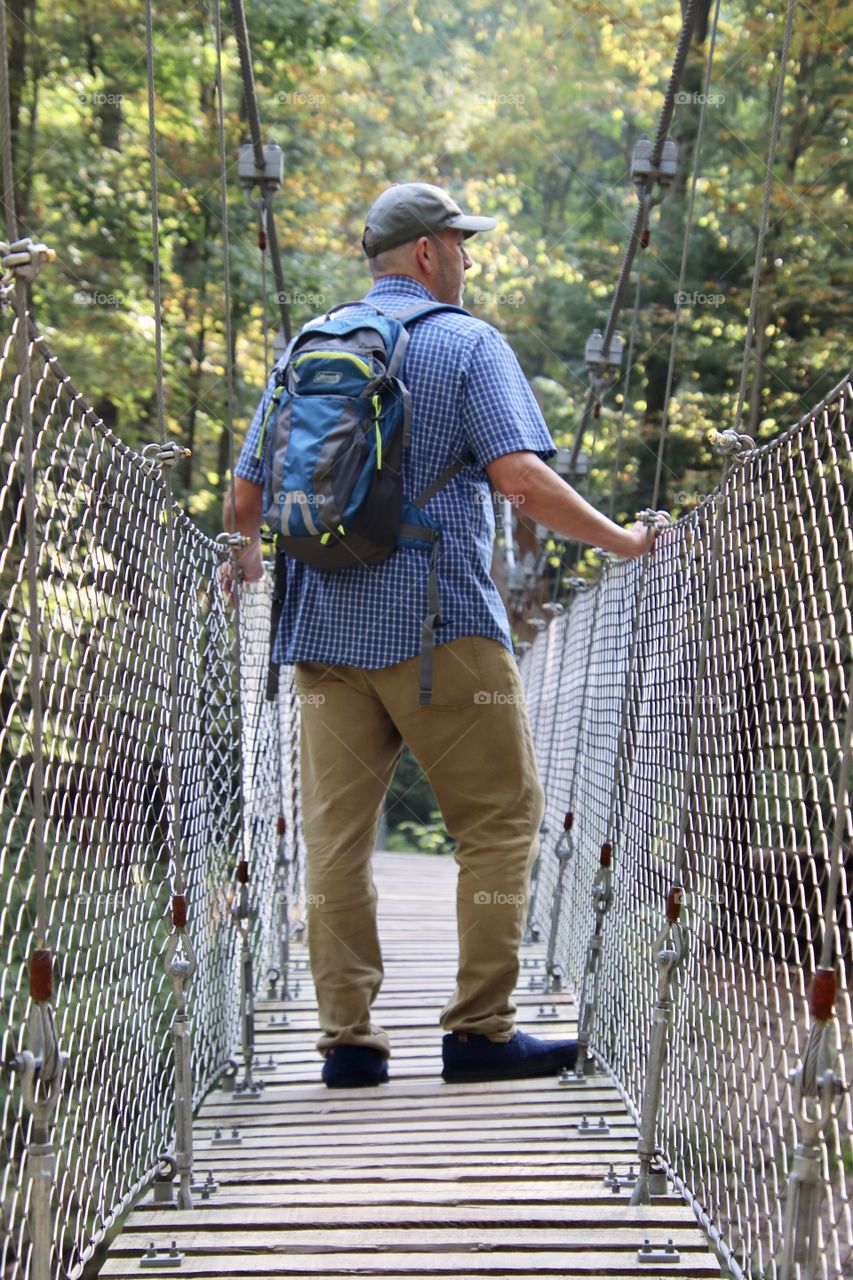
102, 1249, 719, 1277
125, 1203, 709, 1230
113, 1225, 713, 1254
102, 851, 720, 1279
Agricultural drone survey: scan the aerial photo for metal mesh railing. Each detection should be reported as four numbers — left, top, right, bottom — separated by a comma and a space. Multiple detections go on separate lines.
522, 375, 853, 1280
0, 302, 303, 1280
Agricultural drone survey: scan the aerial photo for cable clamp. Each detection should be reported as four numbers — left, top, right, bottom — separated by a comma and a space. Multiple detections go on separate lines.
238, 141, 283, 197
631, 134, 678, 194
637, 508, 672, 530
585, 328, 624, 374
708, 428, 754, 458
143, 441, 191, 468
0, 237, 56, 285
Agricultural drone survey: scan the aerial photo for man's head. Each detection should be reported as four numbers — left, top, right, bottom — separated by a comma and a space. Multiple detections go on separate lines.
362, 182, 496, 306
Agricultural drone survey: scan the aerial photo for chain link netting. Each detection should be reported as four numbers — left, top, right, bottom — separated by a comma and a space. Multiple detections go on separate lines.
521, 375, 853, 1279
0, 301, 303, 1280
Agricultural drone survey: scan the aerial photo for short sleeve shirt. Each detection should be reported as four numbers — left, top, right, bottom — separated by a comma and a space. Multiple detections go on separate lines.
235, 275, 556, 667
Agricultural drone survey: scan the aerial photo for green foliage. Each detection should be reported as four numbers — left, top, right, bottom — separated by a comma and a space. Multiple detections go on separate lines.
8, 0, 850, 541
388, 808, 456, 856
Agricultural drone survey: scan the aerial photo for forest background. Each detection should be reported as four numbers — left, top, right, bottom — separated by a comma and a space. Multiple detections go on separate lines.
6, 0, 851, 847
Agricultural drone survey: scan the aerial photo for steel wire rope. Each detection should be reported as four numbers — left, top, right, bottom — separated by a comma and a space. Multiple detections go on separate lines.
732, 0, 797, 435
606, 267, 644, 521
212, 0, 257, 887
0, 0, 47, 949
144, 0, 187, 901
819, 659, 853, 974
568, 0, 701, 473
667, 0, 797, 890
595, 0, 724, 862
228, 0, 291, 345
624, 0, 799, 1211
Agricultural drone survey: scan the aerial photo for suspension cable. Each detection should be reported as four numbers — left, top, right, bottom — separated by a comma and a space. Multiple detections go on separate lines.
630, 0, 798, 1206
0, 9, 68, 1275
144, 0, 198, 1209
648, 0, 724, 512
228, 0, 291, 344
606, 260, 644, 520
0, 0, 47, 949
732, 0, 797, 434
568, 0, 700, 472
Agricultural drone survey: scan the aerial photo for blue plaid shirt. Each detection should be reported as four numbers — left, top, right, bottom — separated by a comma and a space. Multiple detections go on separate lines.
235, 275, 556, 667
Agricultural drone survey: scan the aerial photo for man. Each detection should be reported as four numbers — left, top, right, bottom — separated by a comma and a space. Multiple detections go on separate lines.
225, 181, 651, 1088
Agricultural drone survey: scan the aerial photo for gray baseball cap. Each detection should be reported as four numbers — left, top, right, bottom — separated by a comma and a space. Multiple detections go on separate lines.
362, 182, 497, 257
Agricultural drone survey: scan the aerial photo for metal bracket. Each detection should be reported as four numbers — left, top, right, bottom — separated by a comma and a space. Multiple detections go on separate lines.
603, 1163, 638, 1191
536, 1003, 560, 1019
140, 1241, 183, 1269
153, 1153, 178, 1204
637, 1238, 681, 1265
576, 1114, 611, 1136
233, 1077, 265, 1098
194, 1172, 219, 1200
218, 1058, 239, 1093
211, 1126, 242, 1148
559, 1058, 598, 1087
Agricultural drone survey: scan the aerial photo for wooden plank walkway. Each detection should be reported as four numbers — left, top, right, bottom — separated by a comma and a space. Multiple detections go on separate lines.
102, 851, 720, 1278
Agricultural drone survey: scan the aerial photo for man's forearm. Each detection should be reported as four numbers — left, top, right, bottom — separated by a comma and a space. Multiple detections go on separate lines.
505, 459, 635, 556
224, 477, 265, 580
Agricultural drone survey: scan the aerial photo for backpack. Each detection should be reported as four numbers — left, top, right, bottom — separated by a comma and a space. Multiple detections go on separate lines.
258, 299, 475, 705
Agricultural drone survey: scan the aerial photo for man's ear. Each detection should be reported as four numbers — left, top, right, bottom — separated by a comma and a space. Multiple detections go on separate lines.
413, 234, 435, 275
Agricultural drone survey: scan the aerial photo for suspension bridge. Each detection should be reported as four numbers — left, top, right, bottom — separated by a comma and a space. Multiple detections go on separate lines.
0, 0, 850, 1276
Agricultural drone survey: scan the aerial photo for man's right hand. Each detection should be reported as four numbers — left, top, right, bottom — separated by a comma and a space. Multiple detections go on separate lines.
620, 521, 658, 559
220, 541, 265, 606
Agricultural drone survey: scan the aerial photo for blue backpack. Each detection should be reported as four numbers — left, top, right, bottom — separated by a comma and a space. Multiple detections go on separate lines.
258, 299, 474, 704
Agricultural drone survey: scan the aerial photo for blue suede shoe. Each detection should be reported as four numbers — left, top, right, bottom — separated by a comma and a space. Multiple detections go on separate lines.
321, 1045, 389, 1088
442, 1029, 577, 1082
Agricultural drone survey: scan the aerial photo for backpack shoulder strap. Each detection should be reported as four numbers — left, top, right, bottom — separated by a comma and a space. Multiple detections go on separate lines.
398, 302, 471, 325
411, 451, 476, 509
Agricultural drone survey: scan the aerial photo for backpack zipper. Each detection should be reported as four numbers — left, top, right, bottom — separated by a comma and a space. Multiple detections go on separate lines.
294, 351, 373, 377
255, 386, 283, 459
372, 394, 382, 470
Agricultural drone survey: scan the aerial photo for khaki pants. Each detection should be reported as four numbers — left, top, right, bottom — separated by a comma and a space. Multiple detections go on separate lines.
293, 634, 545, 1058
